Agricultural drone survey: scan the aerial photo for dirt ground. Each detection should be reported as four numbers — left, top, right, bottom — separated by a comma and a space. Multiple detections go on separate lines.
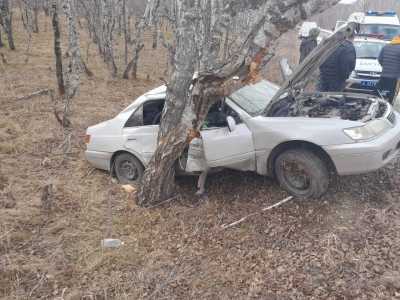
1, 13, 400, 300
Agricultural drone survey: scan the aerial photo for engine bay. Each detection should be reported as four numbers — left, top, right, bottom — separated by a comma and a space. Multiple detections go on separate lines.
268, 93, 388, 122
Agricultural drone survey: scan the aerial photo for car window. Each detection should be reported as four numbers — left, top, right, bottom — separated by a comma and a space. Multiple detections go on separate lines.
229, 80, 278, 116
359, 24, 400, 40
125, 98, 240, 129
125, 99, 165, 127
202, 100, 242, 129
354, 41, 385, 59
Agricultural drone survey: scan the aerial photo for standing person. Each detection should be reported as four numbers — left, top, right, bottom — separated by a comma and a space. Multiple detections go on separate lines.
318, 31, 356, 92
377, 35, 400, 104
299, 27, 320, 63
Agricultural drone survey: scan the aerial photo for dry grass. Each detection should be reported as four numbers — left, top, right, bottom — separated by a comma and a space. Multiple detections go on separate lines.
1, 11, 400, 300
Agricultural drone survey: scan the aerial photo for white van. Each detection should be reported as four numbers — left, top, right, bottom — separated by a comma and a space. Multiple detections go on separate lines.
346, 37, 386, 92
336, 11, 400, 41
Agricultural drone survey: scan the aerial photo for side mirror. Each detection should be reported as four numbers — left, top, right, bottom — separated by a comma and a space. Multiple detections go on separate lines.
226, 116, 237, 132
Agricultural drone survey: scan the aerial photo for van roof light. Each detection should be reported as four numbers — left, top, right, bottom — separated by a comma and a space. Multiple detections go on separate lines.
366, 11, 397, 17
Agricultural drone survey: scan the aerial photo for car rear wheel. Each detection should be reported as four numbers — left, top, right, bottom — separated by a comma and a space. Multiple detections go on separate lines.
114, 153, 144, 184
274, 149, 329, 198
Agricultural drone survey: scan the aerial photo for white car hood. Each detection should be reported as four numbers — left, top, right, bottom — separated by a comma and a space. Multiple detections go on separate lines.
355, 58, 382, 73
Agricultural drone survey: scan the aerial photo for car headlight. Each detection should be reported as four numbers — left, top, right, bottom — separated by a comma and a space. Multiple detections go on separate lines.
344, 119, 391, 141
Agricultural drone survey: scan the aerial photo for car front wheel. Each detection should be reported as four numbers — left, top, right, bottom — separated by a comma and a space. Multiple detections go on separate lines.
274, 149, 330, 198
114, 153, 144, 184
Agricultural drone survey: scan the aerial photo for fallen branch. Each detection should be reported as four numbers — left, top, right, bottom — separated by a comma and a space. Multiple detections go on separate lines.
16, 89, 53, 101
221, 196, 294, 230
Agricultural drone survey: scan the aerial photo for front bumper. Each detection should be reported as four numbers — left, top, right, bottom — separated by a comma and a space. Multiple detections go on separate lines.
85, 150, 113, 171
324, 113, 400, 175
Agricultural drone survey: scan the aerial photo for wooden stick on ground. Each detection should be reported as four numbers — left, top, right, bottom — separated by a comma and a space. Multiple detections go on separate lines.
16, 89, 53, 101
221, 196, 294, 230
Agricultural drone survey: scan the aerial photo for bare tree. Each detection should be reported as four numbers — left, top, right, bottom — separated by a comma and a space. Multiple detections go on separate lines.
0, 0, 16, 50
51, 0, 65, 95
137, 0, 342, 206
61, 0, 82, 154
123, 0, 151, 79
0, 24, 3, 48
78, 0, 119, 77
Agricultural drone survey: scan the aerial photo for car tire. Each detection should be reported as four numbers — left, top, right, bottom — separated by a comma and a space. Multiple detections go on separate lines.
114, 153, 144, 184
274, 149, 330, 199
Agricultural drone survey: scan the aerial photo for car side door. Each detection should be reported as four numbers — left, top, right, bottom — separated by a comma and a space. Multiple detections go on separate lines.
122, 100, 163, 164
200, 102, 256, 171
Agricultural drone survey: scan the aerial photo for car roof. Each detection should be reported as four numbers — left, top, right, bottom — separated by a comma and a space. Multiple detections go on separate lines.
348, 11, 400, 25
144, 85, 167, 97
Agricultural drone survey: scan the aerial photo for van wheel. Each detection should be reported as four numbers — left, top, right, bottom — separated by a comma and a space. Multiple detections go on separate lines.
274, 149, 329, 198
114, 153, 144, 184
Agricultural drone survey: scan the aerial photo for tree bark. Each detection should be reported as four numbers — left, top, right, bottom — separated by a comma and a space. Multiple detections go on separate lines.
0, 0, 15, 50
122, 0, 128, 65
151, 26, 158, 49
123, 0, 160, 79
102, 0, 118, 78
33, 6, 39, 33
137, 1, 198, 204
123, 17, 146, 79
0, 25, 3, 48
51, 1, 65, 96
137, 0, 342, 207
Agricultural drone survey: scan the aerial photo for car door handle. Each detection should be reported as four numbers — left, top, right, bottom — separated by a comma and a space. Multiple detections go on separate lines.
127, 137, 137, 141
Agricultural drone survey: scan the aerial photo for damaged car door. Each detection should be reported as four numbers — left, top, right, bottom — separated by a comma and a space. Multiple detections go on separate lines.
199, 102, 256, 171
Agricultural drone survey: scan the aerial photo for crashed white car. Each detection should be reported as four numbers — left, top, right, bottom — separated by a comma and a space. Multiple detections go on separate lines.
85, 24, 400, 198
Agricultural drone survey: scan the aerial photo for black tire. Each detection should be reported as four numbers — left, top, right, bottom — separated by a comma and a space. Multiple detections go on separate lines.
274, 149, 330, 198
113, 153, 144, 184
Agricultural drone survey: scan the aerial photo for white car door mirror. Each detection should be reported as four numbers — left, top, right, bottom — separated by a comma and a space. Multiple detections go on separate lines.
226, 116, 237, 132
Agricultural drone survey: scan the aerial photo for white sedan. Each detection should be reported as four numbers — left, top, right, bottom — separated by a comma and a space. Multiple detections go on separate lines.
85, 24, 400, 198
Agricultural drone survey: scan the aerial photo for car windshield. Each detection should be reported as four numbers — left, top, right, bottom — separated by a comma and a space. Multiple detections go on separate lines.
354, 41, 385, 59
229, 80, 278, 116
359, 24, 400, 40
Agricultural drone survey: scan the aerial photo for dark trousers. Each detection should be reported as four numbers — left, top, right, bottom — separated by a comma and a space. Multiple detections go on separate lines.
377, 77, 399, 104
317, 78, 346, 92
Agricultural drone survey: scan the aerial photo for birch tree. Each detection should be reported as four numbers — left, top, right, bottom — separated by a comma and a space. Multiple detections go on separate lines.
123, 0, 160, 79
78, 0, 119, 77
51, 0, 64, 95
137, 0, 342, 207
0, 0, 15, 50
61, 0, 82, 153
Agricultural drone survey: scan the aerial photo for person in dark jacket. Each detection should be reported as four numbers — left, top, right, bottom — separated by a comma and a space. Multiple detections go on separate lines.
299, 27, 320, 63
376, 35, 400, 104
318, 32, 356, 92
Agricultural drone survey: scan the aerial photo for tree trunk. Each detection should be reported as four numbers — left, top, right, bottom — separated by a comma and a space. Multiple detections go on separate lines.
137, 3, 198, 204
51, 1, 65, 96
223, 27, 230, 60
102, 0, 118, 78
122, 0, 128, 65
123, 42, 143, 79
33, 8, 39, 33
0, 0, 15, 50
0, 26, 3, 48
123, 0, 160, 79
123, 19, 145, 79
151, 26, 158, 49
137, 0, 342, 207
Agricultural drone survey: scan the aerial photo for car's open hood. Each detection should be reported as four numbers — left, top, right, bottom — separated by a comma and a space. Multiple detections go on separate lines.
263, 22, 357, 115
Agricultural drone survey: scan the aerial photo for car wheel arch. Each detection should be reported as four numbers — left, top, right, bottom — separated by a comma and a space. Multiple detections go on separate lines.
110, 150, 146, 177
267, 140, 337, 177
